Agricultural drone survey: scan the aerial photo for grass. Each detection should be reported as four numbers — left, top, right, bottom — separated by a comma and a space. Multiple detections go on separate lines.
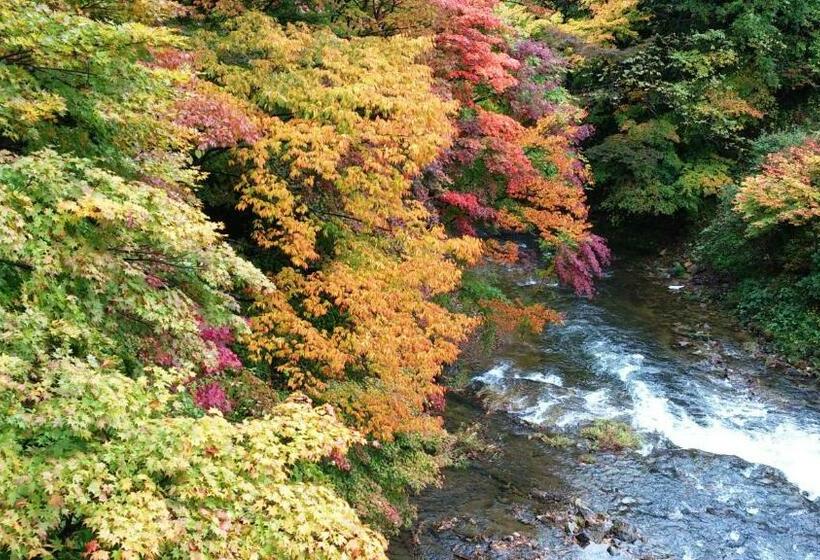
533, 432, 574, 448
580, 420, 640, 451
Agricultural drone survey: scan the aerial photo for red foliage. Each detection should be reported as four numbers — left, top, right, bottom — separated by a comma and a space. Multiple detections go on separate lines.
555, 234, 611, 297
199, 322, 243, 374
452, 215, 477, 236
146, 47, 195, 70
328, 447, 352, 471
430, 0, 519, 96
425, 390, 447, 415
82, 540, 100, 559
439, 191, 496, 220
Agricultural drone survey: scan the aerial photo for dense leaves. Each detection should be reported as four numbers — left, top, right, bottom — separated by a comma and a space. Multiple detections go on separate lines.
0, 151, 385, 559
734, 139, 820, 232
551, 0, 819, 364
0, 0, 611, 556
559, 0, 820, 220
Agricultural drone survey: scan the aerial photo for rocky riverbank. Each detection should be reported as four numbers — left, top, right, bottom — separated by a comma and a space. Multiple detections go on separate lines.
390, 256, 820, 560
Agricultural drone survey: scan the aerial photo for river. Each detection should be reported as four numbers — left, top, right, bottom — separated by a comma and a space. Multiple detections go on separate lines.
390, 255, 820, 560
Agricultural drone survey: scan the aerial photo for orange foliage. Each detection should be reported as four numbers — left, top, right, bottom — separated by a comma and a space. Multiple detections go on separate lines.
734, 138, 820, 232
478, 107, 592, 243
248, 235, 481, 440
192, 12, 483, 440
194, 16, 457, 267
480, 299, 562, 334
483, 239, 521, 264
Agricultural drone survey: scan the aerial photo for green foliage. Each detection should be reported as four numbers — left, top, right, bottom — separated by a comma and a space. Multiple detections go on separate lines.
324, 435, 452, 532
588, 119, 686, 216
534, 432, 574, 448
556, 0, 819, 368
0, 151, 387, 558
565, 0, 819, 221
696, 135, 819, 366
0, 0, 196, 184
731, 276, 820, 365
0, 150, 262, 367
460, 276, 510, 304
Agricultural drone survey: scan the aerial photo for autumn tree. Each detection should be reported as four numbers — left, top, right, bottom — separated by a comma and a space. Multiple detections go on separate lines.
0, 150, 386, 559
734, 138, 820, 232
0, 1, 390, 556
421, 0, 608, 294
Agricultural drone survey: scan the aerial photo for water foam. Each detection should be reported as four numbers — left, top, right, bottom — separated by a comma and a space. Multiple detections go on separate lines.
629, 381, 820, 499
474, 362, 510, 386
516, 371, 563, 386
586, 336, 820, 499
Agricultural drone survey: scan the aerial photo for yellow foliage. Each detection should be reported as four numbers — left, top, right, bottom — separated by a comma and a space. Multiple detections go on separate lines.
188, 12, 480, 440
0, 151, 388, 559
557, 0, 643, 46
249, 232, 482, 440
195, 14, 456, 264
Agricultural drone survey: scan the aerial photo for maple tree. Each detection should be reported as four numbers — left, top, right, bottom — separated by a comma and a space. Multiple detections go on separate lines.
187, 12, 482, 444
0, 0, 614, 555
420, 0, 606, 297
734, 138, 820, 233
428, 0, 520, 96
0, 150, 386, 559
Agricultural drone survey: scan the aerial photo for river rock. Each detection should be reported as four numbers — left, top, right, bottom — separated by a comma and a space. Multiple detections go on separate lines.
530, 489, 569, 505
452, 532, 550, 560
610, 519, 642, 544
574, 498, 599, 521
575, 530, 592, 546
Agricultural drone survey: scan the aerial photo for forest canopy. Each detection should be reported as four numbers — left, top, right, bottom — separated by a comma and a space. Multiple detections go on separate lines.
1, 0, 817, 558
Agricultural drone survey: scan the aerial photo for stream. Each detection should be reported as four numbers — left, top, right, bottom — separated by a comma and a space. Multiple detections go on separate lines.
390, 256, 820, 560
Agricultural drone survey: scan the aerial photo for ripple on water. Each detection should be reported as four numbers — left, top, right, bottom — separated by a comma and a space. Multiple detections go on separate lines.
407, 262, 820, 560
566, 323, 820, 501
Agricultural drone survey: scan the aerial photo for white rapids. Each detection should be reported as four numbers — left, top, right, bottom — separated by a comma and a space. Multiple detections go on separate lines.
475, 305, 820, 500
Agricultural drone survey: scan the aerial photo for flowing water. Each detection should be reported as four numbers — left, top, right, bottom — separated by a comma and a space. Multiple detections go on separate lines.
390, 257, 820, 560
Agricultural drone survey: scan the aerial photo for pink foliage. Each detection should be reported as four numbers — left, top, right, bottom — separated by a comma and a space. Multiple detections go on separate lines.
210, 345, 243, 373
555, 234, 611, 297
507, 40, 565, 122
377, 499, 402, 527
431, 0, 520, 93
328, 448, 352, 471
145, 274, 166, 289
146, 47, 195, 70
154, 351, 176, 368
194, 382, 233, 414
199, 322, 243, 374
200, 324, 234, 345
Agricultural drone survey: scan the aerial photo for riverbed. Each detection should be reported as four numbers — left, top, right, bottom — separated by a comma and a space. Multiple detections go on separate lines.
389, 256, 820, 560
